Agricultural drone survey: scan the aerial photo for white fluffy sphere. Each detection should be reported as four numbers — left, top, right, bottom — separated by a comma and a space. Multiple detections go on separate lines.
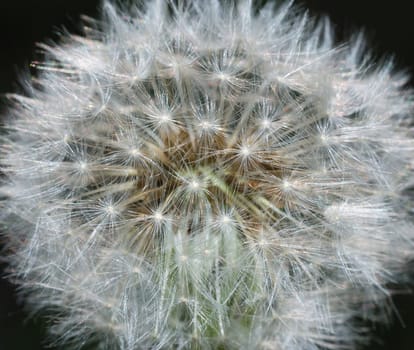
1, 1, 413, 349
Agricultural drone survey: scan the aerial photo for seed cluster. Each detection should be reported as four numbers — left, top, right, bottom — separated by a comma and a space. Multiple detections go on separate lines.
1, 1, 413, 349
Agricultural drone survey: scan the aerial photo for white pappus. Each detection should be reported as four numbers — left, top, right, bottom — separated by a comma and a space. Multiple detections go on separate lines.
1, 0, 414, 349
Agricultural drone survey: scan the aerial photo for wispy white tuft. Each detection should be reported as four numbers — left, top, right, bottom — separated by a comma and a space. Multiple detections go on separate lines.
1, 0, 414, 349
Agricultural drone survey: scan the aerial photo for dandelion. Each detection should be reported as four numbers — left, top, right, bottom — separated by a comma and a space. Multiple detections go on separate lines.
1, 0, 414, 349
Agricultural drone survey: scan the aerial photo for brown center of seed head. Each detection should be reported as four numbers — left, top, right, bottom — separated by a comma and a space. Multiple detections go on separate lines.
119, 92, 298, 252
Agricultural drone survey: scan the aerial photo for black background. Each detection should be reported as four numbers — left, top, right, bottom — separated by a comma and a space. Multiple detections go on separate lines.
1, 1, 414, 349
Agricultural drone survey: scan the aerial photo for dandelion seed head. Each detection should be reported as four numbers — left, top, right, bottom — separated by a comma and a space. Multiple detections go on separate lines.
1, 0, 414, 349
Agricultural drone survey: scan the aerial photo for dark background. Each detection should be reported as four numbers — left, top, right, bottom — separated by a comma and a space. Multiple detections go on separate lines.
1, 0, 413, 349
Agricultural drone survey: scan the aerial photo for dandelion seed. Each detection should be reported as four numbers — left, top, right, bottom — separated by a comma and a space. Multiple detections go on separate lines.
152, 210, 165, 222
240, 145, 252, 157
78, 161, 88, 172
